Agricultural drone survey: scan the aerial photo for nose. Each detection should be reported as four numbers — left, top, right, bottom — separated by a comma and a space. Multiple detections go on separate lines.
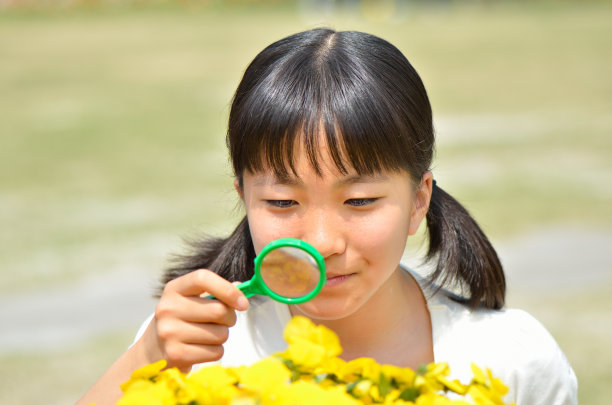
300, 208, 346, 259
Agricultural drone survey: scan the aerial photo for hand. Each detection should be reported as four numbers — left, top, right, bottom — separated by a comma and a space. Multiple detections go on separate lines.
139, 269, 249, 371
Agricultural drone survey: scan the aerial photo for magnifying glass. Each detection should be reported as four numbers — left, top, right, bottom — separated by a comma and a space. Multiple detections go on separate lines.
211, 238, 326, 304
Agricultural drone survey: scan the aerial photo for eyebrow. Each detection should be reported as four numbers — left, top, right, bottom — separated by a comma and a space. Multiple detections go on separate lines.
252, 173, 389, 187
339, 174, 389, 185
252, 174, 300, 187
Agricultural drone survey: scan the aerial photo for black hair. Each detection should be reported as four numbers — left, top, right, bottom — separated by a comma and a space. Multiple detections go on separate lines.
163, 28, 505, 310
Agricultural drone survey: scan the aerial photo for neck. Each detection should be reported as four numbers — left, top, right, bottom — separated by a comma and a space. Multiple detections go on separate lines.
292, 268, 434, 369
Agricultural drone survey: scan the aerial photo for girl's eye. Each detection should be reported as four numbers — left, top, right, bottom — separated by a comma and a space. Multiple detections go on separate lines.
345, 198, 378, 207
266, 200, 297, 208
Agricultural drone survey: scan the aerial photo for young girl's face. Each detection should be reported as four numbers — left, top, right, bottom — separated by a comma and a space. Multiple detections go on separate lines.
238, 137, 430, 320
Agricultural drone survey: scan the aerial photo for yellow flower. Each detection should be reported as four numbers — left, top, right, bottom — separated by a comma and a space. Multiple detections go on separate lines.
157, 368, 197, 404
351, 379, 373, 398
485, 369, 509, 398
116, 379, 174, 405
415, 392, 453, 405
229, 397, 259, 405
471, 364, 487, 386
426, 363, 450, 378
283, 316, 342, 366
284, 339, 329, 370
187, 365, 240, 404
118, 316, 511, 405
436, 375, 467, 395
280, 380, 360, 405
415, 375, 442, 394
340, 357, 381, 382
468, 385, 499, 405
467, 364, 509, 405
235, 357, 292, 403
120, 359, 167, 392
389, 400, 415, 405
381, 364, 416, 386
316, 356, 347, 376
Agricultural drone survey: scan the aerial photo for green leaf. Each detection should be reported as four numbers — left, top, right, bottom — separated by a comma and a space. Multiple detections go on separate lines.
417, 364, 427, 375
378, 373, 392, 398
399, 387, 420, 402
346, 379, 363, 398
290, 368, 302, 382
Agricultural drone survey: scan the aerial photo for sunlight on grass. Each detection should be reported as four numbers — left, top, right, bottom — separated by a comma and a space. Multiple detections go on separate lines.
0, 330, 135, 405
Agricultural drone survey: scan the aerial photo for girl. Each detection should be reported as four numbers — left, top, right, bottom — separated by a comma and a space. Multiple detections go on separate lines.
78, 28, 577, 404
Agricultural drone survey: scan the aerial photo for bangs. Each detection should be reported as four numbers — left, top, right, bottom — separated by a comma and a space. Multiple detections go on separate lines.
228, 29, 433, 182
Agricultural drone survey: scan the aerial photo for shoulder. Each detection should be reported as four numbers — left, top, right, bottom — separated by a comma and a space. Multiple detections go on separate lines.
431, 295, 559, 362
456, 306, 566, 367
454, 304, 558, 351
432, 296, 577, 404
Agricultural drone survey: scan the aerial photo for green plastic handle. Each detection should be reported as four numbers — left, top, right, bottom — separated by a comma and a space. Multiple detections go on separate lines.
235, 278, 265, 298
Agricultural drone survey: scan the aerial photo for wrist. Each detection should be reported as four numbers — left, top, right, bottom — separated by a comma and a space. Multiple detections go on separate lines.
131, 317, 164, 368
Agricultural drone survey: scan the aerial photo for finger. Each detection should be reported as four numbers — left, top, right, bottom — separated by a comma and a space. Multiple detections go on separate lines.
157, 319, 231, 346
166, 269, 249, 311
164, 342, 225, 369
156, 296, 238, 326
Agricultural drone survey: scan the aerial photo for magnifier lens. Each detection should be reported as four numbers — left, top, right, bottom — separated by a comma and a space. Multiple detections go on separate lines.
260, 246, 321, 298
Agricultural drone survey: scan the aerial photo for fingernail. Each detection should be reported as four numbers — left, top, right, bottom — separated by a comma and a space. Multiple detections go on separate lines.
237, 296, 249, 311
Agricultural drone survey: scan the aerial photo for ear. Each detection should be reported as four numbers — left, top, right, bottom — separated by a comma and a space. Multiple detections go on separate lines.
408, 171, 433, 236
234, 178, 244, 200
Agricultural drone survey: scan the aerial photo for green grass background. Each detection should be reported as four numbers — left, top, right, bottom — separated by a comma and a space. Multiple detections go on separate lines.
1, 1, 611, 403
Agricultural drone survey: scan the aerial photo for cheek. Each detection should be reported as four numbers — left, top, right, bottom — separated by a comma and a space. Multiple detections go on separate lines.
351, 205, 410, 266
242, 189, 290, 255
245, 207, 298, 255
245, 209, 271, 255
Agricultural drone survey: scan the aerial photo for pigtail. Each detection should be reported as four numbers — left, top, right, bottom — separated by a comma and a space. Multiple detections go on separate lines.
160, 216, 256, 291
425, 182, 505, 309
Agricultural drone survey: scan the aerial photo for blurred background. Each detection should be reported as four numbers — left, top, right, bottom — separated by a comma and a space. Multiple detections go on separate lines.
0, 0, 610, 403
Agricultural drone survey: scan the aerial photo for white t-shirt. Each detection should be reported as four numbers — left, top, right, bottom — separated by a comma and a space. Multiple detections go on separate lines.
135, 268, 577, 404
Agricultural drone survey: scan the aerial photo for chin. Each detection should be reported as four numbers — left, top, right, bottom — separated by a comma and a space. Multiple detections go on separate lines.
290, 295, 361, 321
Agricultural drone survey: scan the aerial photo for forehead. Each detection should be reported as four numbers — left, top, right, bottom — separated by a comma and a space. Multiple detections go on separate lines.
247, 169, 391, 187
240, 129, 414, 190
251, 126, 390, 179
245, 139, 398, 188
234, 106, 419, 192
251, 131, 357, 180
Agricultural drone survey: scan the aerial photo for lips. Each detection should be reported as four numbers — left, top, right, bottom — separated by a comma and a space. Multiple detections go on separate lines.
325, 273, 354, 287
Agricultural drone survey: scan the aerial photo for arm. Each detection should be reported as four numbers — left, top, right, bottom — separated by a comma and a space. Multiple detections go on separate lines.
76, 270, 249, 405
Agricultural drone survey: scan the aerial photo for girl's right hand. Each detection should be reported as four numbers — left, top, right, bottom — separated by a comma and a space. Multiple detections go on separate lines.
138, 269, 250, 371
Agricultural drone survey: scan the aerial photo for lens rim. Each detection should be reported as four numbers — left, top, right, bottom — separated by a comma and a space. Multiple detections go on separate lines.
253, 238, 326, 304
